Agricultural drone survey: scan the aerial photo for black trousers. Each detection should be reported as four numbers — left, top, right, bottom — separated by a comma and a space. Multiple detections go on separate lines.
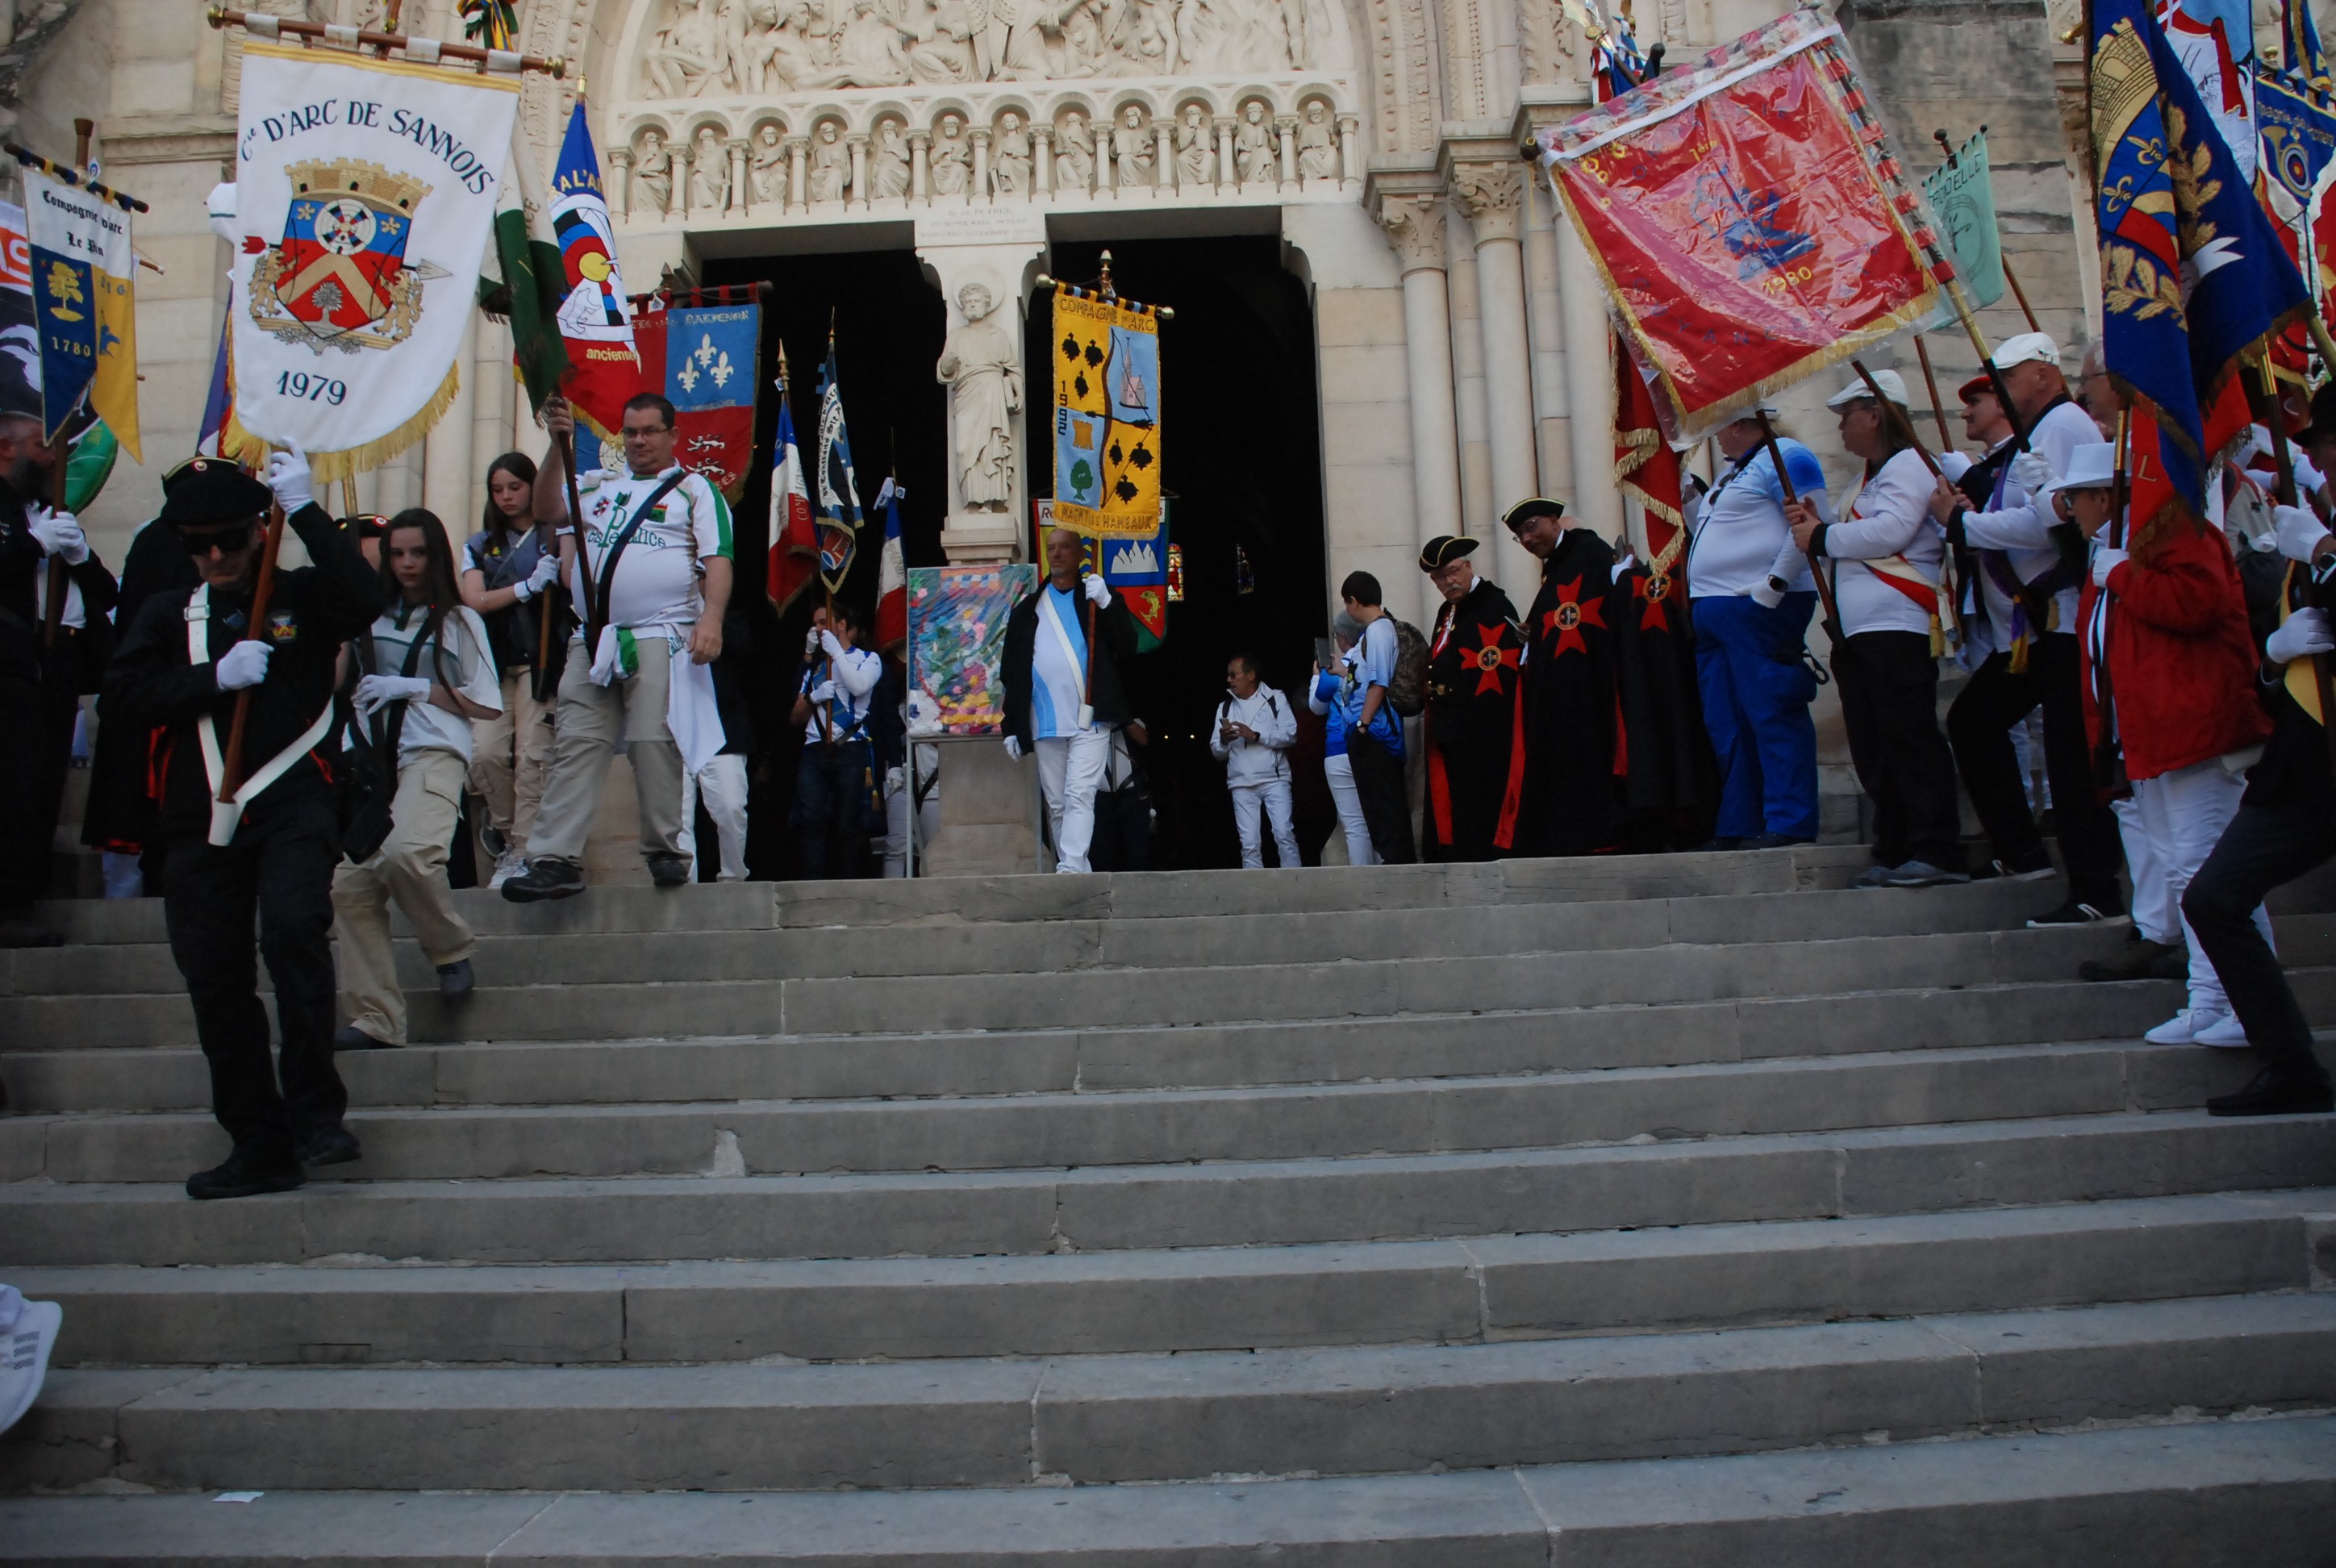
1834, 629, 1963, 871
0, 667, 44, 915
793, 738, 872, 879
164, 788, 348, 1163
1947, 635, 2124, 908
1347, 731, 1416, 865
2185, 794, 2336, 1088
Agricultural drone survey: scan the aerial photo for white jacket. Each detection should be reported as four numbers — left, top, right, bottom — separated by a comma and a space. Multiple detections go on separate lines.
1211, 685, 1297, 785
1825, 448, 1946, 640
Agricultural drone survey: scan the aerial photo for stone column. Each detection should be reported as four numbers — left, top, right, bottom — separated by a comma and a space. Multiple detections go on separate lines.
1153, 117, 1173, 194
680, 139, 699, 219
1275, 115, 1298, 188
1454, 163, 1540, 596
970, 127, 991, 203
726, 138, 749, 217
847, 134, 870, 212
1554, 207, 1623, 542
786, 137, 809, 215
1215, 117, 1235, 195
472, 312, 515, 480
910, 131, 931, 204
1337, 114, 1359, 190
609, 149, 634, 221
423, 309, 479, 528
1377, 195, 1465, 586
1032, 125, 1053, 198
1520, 172, 1573, 498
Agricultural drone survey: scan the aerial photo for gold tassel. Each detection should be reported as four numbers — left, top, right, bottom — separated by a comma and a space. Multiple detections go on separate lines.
2007, 630, 2029, 674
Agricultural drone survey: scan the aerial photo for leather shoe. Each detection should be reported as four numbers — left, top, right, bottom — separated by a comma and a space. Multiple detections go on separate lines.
2207, 1067, 2335, 1117
334, 1025, 396, 1050
2079, 931, 2183, 982
437, 958, 475, 998
186, 1150, 306, 1200
649, 853, 693, 888
502, 857, 583, 903
298, 1124, 362, 1166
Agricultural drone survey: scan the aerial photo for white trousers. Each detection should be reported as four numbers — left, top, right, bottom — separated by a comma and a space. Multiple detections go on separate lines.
2130, 757, 2271, 1014
1231, 775, 1301, 869
1323, 752, 1378, 866
883, 778, 941, 878
678, 753, 750, 882
2111, 795, 2174, 945
1036, 728, 1112, 874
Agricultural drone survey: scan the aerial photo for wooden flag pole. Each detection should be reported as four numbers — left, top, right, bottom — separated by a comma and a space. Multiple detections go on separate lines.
216, 494, 289, 804
40, 120, 99, 652
2255, 358, 2336, 780
1913, 336, 1954, 448
1755, 410, 1842, 649
203, 6, 568, 75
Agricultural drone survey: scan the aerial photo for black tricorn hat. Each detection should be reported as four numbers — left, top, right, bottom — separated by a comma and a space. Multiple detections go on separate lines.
1501, 497, 1566, 531
1417, 534, 1480, 572
157, 457, 273, 531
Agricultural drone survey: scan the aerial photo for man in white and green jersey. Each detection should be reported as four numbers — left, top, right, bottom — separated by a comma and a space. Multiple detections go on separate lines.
506, 391, 734, 900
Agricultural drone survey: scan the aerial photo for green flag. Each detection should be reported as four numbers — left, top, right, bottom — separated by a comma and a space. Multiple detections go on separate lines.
486, 125, 569, 414
1923, 131, 2006, 313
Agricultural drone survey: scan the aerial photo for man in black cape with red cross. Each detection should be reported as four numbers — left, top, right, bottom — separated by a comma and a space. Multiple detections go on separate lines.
1502, 498, 1622, 857
1416, 534, 1525, 860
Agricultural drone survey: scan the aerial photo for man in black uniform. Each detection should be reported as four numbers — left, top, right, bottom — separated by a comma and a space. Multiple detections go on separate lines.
1504, 497, 1622, 857
0, 385, 73, 946
1416, 535, 1524, 861
102, 448, 385, 1197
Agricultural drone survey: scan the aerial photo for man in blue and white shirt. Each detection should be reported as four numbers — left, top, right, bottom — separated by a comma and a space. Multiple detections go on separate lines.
1003, 527, 1140, 874
791, 600, 884, 878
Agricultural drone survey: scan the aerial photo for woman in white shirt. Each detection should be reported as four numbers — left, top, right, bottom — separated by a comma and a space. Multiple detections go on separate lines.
1788, 369, 1967, 888
332, 510, 504, 1049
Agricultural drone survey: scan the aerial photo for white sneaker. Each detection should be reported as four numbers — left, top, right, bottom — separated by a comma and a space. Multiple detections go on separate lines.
2192, 1011, 2251, 1049
487, 849, 525, 890
2144, 1007, 2227, 1045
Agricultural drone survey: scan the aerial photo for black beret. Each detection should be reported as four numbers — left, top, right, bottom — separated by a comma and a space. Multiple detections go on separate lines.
1501, 497, 1566, 531
158, 457, 273, 530
1417, 534, 1480, 572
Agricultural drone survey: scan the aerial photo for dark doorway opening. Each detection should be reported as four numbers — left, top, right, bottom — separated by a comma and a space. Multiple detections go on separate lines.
1027, 235, 1328, 869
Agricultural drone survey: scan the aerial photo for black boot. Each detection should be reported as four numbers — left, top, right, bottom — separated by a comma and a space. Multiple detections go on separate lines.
501, 857, 584, 903
2206, 1067, 2335, 1117
186, 1148, 307, 1200
298, 1124, 363, 1166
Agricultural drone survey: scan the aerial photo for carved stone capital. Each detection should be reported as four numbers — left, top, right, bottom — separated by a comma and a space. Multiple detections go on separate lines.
970, 128, 991, 147
1451, 162, 1523, 242
908, 131, 932, 149
1377, 194, 1449, 276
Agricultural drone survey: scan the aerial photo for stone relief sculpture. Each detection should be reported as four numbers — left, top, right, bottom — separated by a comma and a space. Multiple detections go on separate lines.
1112, 103, 1152, 186
936, 281, 1024, 511
930, 111, 972, 194
992, 111, 1032, 195
1175, 102, 1212, 187
745, 1, 825, 90
807, 119, 853, 200
1295, 99, 1334, 180
645, 0, 730, 96
1103, 0, 1174, 74
690, 125, 732, 211
1056, 107, 1096, 192
1233, 100, 1273, 186
749, 123, 790, 205
910, 0, 978, 81
805, 0, 914, 87
635, 127, 677, 215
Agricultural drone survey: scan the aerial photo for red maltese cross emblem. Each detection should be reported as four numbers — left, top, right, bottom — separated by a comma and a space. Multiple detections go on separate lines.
1540, 576, 1605, 658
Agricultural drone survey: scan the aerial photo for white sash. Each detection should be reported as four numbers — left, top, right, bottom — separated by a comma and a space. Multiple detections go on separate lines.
185, 585, 336, 847
1037, 589, 1095, 731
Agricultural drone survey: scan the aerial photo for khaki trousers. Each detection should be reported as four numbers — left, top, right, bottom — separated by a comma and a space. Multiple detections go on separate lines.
525, 632, 685, 866
469, 666, 555, 850
332, 749, 478, 1046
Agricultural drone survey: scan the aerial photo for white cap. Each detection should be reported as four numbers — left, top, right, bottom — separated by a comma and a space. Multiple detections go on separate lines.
1989, 331, 2063, 373
1826, 368, 1909, 409
2041, 441, 2116, 496
1726, 402, 1783, 423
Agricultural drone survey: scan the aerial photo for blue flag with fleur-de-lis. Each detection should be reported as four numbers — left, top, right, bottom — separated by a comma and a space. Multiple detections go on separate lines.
644, 294, 758, 503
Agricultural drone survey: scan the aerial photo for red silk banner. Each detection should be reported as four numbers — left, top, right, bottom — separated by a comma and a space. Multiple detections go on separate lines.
1537, 10, 1946, 442
1613, 340, 1686, 604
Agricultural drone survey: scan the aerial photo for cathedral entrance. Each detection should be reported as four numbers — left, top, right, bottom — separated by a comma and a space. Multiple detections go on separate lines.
1027, 235, 1329, 869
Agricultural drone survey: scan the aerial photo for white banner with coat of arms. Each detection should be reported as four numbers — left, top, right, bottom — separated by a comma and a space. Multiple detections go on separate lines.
228, 41, 518, 481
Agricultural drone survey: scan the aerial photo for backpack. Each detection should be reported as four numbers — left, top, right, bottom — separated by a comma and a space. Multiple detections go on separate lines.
1385, 617, 1429, 717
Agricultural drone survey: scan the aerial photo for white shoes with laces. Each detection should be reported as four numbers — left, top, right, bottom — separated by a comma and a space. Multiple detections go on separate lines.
2144, 1007, 2245, 1047
2192, 1012, 2251, 1049
487, 849, 526, 890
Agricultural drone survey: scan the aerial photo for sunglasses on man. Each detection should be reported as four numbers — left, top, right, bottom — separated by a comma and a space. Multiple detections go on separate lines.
179, 522, 257, 556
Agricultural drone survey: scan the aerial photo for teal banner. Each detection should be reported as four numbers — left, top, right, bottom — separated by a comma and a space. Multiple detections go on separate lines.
1923, 131, 2005, 314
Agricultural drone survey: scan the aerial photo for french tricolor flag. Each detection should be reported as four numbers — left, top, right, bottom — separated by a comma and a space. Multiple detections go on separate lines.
875, 478, 907, 654
765, 375, 819, 615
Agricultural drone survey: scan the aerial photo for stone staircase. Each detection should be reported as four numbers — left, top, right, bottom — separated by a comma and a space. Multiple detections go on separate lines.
3, 846, 2334, 1563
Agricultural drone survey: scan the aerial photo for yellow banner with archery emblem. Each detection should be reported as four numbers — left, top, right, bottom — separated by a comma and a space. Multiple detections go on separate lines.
1050, 287, 1161, 537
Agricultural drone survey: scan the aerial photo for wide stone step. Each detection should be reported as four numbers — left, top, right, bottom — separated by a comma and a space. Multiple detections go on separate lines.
7, 1414, 2334, 1563
7, 1111, 2332, 1268
0, 923, 2150, 1049
0, 1041, 2264, 1185
16, 1190, 2329, 1368
6, 1293, 2330, 1493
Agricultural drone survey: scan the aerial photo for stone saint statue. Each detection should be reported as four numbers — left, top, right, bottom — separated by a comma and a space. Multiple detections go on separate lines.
690, 126, 731, 214
634, 128, 676, 217
1296, 101, 1337, 181
1112, 104, 1152, 188
749, 123, 788, 206
929, 111, 970, 197
1175, 103, 1212, 189
992, 111, 1032, 197
807, 119, 851, 202
1234, 100, 1274, 186
870, 119, 911, 200
1055, 108, 1095, 193
644, 0, 730, 97
936, 281, 1023, 511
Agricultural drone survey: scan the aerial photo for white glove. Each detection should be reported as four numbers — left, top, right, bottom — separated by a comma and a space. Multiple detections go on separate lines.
27, 506, 87, 564
2267, 607, 2335, 665
264, 444, 315, 514
515, 553, 561, 601
883, 764, 905, 798
818, 629, 848, 661
1082, 573, 1111, 607
353, 673, 431, 718
807, 680, 837, 703
1003, 735, 1024, 761
2091, 544, 2129, 586
1750, 575, 1787, 611
206, 181, 239, 244
2009, 451, 2052, 497
2271, 503, 2333, 565
214, 639, 272, 690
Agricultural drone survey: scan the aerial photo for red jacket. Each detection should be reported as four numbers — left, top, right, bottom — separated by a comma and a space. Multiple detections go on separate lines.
2078, 523, 2270, 782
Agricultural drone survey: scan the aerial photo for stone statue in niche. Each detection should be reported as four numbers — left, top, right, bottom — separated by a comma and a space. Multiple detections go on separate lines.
936, 281, 1023, 511
1055, 108, 1095, 192
749, 123, 790, 206
1295, 100, 1336, 180
804, 0, 913, 86
1233, 101, 1274, 186
929, 111, 971, 195
690, 125, 732, 212
634, 128, 677, 216
807, 119, 852, 202
644, 0, 732, 97
992, 111, 1032, 196
908, 0, 976, 80
870, 120, 911, 198
1112, 103, 1152, 187
1174, 102, 1212, 187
